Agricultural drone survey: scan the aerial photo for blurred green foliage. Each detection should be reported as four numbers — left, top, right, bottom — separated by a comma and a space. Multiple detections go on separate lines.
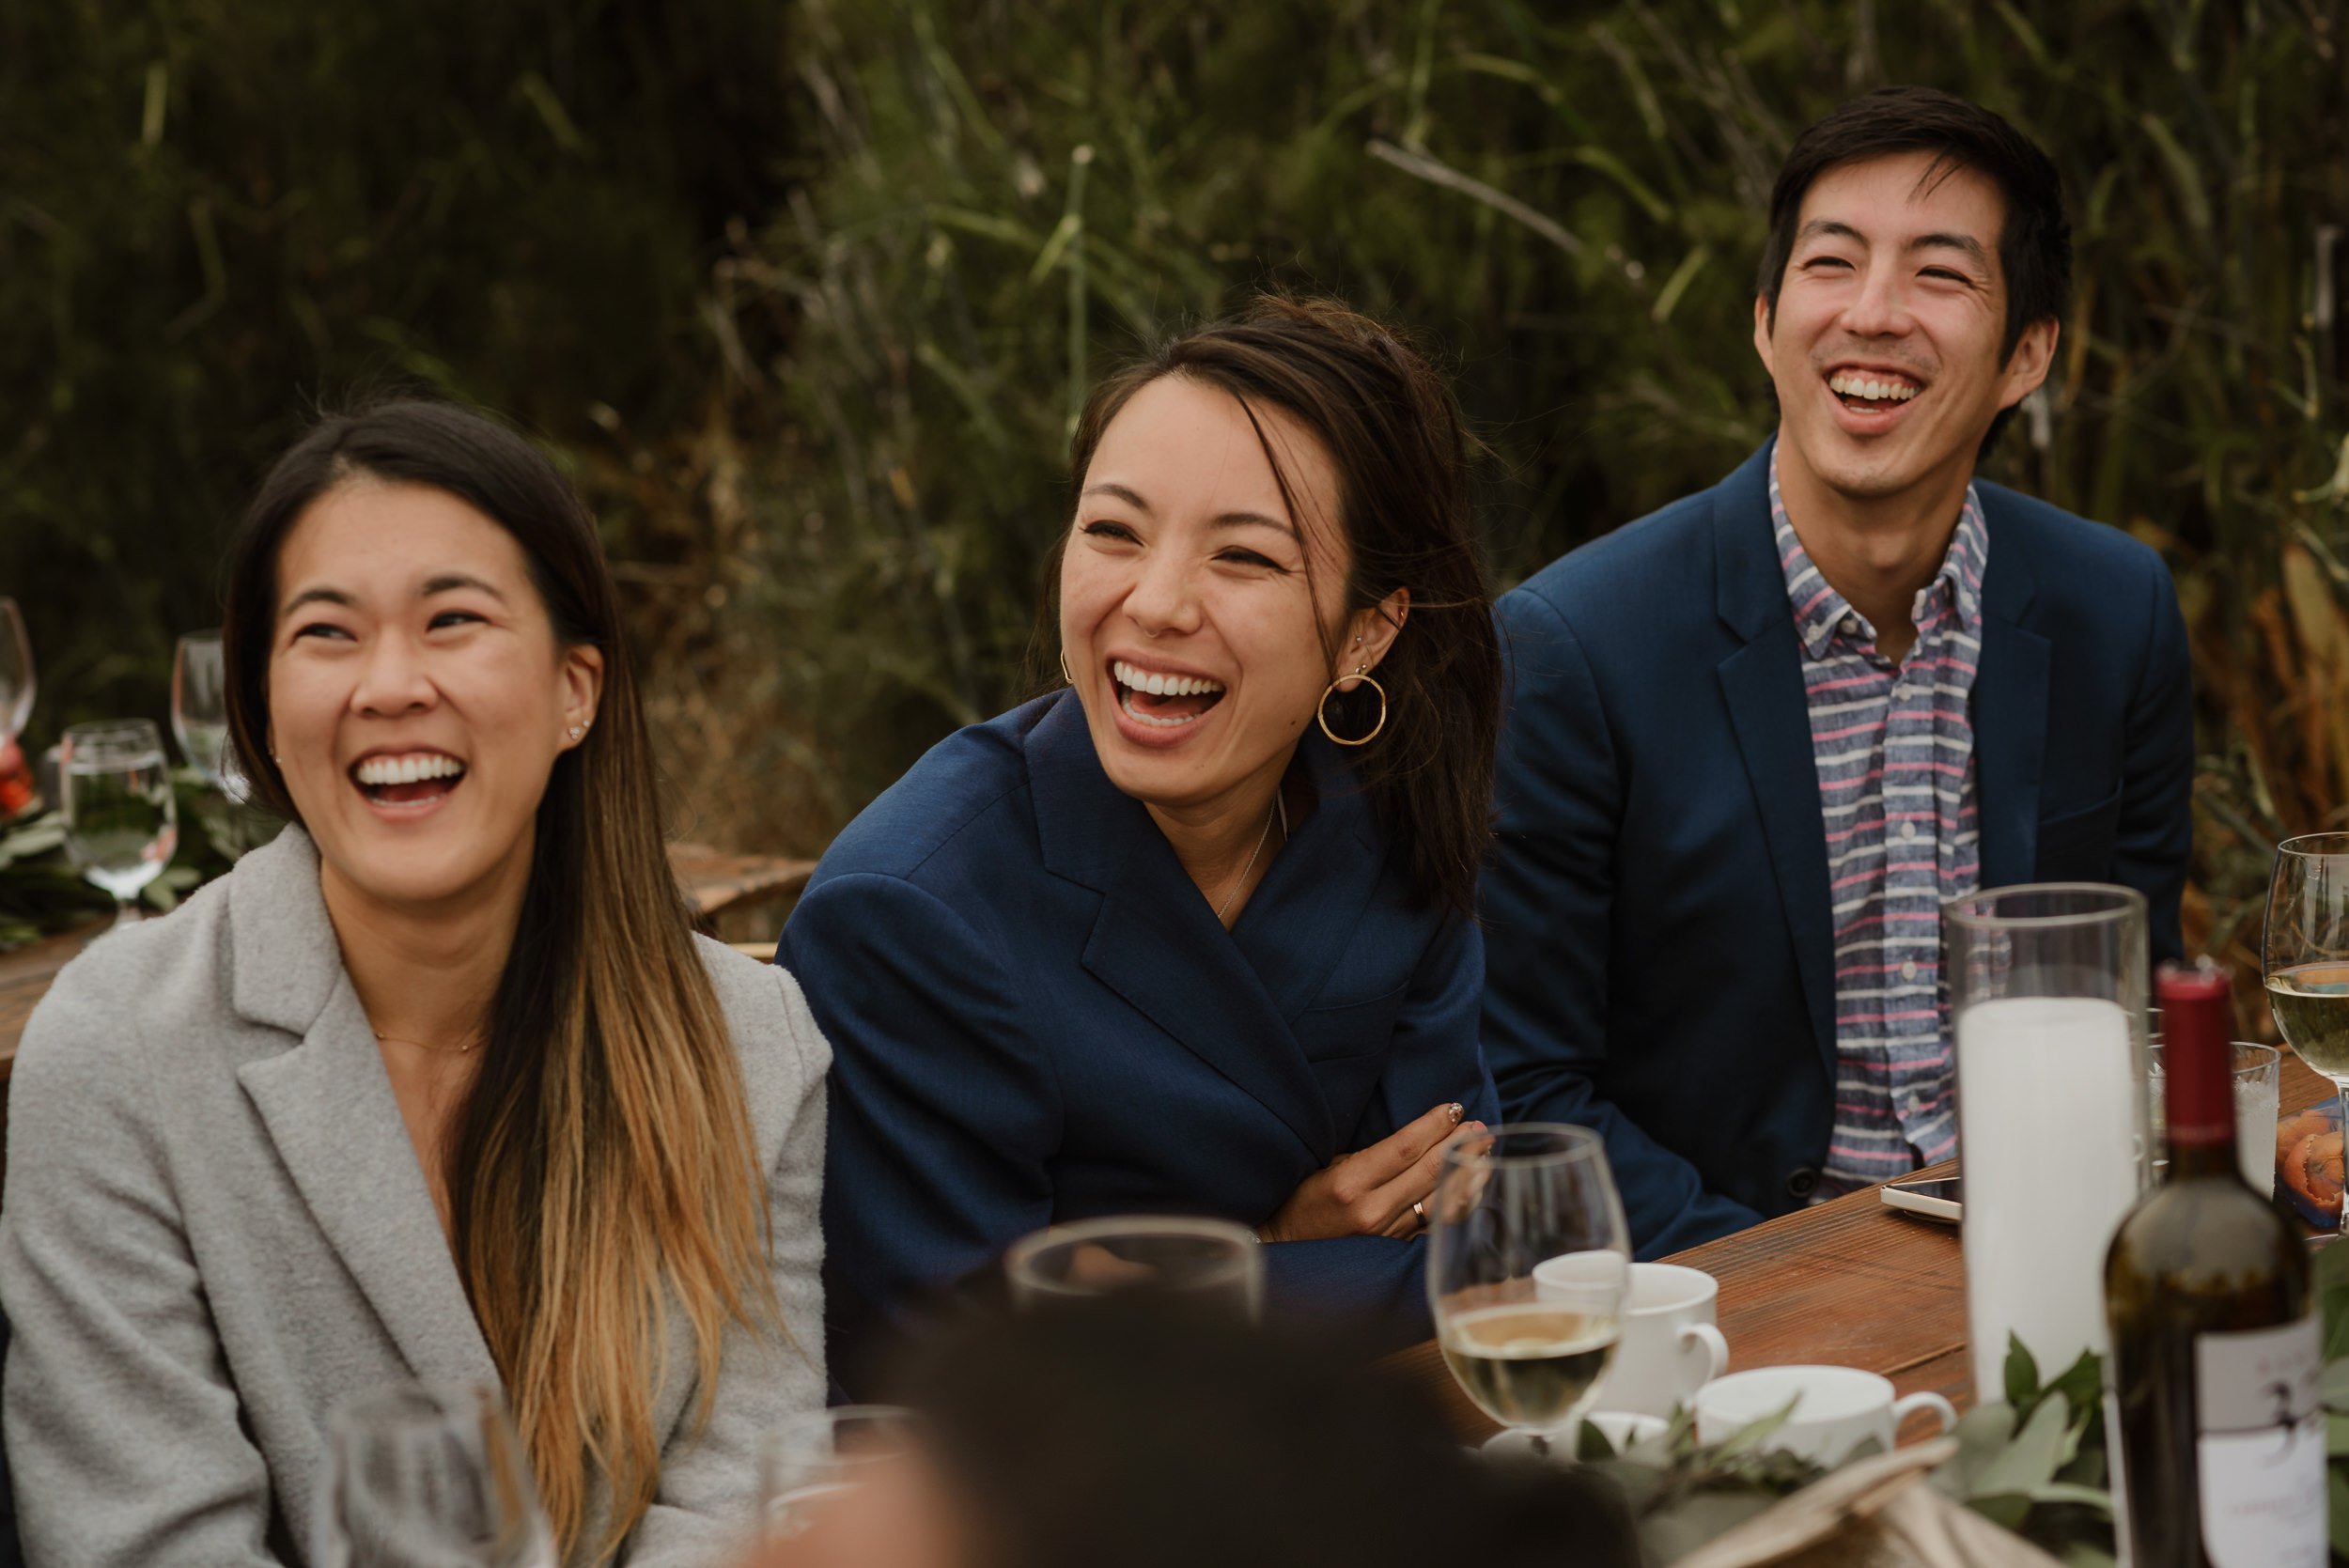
5, 0, 2345, 976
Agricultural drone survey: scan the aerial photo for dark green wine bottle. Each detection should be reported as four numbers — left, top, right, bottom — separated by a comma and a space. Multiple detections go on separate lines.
2102, 962, 2323, 1567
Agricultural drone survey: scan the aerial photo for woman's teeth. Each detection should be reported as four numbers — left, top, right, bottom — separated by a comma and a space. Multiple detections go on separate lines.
352, 753, 467, 786
1112, 660, 1224, 698
1828, 372, 1920, 403
1112, 660, 1225, 728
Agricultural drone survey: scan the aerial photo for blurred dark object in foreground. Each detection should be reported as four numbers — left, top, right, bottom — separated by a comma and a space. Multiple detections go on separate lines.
894, 1299, 1640, 1568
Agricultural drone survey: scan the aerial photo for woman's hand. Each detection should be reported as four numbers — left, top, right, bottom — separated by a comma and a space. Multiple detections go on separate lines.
1257, 1101, 1481, 1243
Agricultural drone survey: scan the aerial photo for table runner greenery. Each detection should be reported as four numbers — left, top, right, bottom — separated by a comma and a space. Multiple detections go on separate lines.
1584, 1238, 2349, 1565
0, 773, 240, 952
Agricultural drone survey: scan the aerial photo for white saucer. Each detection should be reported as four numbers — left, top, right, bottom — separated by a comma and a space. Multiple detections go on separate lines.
1481, 1410, 1669, 1461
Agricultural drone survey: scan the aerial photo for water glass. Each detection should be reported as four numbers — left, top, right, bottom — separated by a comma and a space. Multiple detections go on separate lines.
1003, 1216, 1263, 1321
319, 1382, 555, 1568
60, 719, 178, 928
1943, 884, 2151, 1394
2263, 833, 2349, 1234
2147, 1041, 2282, 1195
758, 1405, 920, 1545
1425, 1124, 1629, 1443
172, 629, 237, 788
0, 598, 30, 751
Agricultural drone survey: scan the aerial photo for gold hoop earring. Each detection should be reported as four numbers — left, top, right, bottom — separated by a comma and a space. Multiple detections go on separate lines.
1316, 666, 1387, 747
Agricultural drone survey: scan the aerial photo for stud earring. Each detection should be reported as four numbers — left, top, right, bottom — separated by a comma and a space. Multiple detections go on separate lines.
567, 725, 583, 741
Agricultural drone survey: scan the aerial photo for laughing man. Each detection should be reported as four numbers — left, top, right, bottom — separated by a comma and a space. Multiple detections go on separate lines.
1482, 86, 2192, 1255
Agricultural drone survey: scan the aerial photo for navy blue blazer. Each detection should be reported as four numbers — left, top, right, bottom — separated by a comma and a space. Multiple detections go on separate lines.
781, 690, 1499, 1374
1482, 441, 2193, 1258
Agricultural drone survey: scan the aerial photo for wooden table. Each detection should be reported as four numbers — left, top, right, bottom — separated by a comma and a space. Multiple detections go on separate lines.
1397, 1053, 2338, 1445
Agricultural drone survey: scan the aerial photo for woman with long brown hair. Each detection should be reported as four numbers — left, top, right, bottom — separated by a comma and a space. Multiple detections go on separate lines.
782, 296, 1504, 1385
0, 399, 827, 1565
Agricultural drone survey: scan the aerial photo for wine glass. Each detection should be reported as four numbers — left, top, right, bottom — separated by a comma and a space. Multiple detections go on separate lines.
1003, 1216, 1263, 1321
1426, 1124, 1629, 1451
60, 719, 178, 930
173, 629, 258, 858
319, 1382, 555, 1568
2263, 833, 2349, 1234
0, 598, 30, 754
758, 1405, 920, 1545
171, 630, 234, 788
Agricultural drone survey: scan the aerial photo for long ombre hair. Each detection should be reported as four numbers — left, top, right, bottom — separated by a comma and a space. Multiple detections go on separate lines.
221, 399, 777, 1563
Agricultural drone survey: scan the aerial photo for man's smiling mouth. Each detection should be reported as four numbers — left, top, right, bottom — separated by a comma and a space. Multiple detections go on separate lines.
1826, 369, 1923, 412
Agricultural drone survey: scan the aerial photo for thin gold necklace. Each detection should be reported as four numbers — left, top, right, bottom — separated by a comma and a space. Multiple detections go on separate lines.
1215, 792, 1288, 924
372, 1028, 481, 1056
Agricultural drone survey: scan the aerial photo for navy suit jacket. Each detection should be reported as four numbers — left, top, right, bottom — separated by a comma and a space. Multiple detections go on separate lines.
1482, 441, 2193, 1258
781, 690, 1499, 1379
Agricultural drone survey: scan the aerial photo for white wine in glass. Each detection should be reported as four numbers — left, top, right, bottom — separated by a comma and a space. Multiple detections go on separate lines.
2263, 832, 2349, 1234
61, 720, 178, 930
1426, 1124, 1628, 1442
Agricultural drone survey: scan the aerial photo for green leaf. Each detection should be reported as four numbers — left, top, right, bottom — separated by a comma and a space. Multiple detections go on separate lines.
2046, 1348, 2105, 1420
1709, 1396, 1799, 1460
2005, 1333, 2043, 1408
1974, 1390, 2070, 1496
2060, 1546, 2117, 1568
2327, 1412, 2349, 1457
1575, 1418, 1619, 1463
2330, 1465, 2349, 1561
2023, 1480, 2114, 1515
2328, 1359, 2349, 1413
2316, 1240, 2349, 1364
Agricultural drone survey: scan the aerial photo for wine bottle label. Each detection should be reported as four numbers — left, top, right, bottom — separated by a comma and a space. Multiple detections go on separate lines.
2193, 1315, 2325, 1567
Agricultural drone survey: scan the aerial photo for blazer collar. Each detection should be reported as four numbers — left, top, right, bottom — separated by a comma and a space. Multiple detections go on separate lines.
226, 828, 502, 1389
1968, 483, 2050, 889
1023, 689, 1377, 1162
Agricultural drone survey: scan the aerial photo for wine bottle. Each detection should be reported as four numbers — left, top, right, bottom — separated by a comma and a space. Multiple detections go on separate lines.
2103, 962, 2324, 1568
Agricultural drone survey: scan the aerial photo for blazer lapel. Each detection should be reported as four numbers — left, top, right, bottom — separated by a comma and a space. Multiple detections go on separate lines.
1970, 492, 2048, 891
1028, 692, 1337, 1162
1713, 442, 1838, 1078
226, 831, 501, 1388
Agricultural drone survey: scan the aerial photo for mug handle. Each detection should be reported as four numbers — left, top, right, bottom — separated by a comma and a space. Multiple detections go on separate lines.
1675, 1322, 1730, 1383
1890, 1390, 1958, 1436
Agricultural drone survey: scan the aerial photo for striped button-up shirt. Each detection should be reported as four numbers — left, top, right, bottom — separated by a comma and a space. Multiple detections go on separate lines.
1770, 449, 1986, 1198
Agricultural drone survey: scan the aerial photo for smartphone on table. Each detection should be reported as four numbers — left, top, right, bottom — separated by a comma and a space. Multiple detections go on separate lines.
1880, 1172, 1961, 1223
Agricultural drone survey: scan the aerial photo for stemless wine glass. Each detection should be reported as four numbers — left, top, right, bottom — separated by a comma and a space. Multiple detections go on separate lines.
2263, 833, 2349, 1234
0, 598, 31, 753
319, 1382, 555, 1568
1003, 1216, 1263, 1321
60, 719, 178, 929
1426, 1124, 1629, 1449
758, 1405, 920, 1545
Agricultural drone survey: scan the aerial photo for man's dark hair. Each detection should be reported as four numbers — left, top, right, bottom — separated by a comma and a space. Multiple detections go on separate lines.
1756, 85, 2071, 453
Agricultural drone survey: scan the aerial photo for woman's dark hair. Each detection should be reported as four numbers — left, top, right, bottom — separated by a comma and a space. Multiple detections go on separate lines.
1756, 85, 2070, 453
220, 399, 777, 1562
1043, 296, 1501, 916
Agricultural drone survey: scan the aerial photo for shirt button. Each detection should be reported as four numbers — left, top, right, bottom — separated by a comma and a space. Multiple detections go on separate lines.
1906, 1094, 1925, 1116
1811, 619, 1829, 641
1900, 821, 1919, 842
1901, 960, 1920, 982
1840, 614, 1859, 635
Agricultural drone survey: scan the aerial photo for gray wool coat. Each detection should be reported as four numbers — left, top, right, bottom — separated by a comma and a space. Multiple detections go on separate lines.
0, 828, 829, 1567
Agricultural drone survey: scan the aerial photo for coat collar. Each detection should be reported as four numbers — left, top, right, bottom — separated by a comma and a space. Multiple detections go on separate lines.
1023, 689, 1385, 1162
226, 828, 501, 1389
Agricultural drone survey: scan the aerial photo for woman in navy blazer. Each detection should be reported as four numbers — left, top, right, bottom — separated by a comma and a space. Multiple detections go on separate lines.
783, 297, 1505, 1377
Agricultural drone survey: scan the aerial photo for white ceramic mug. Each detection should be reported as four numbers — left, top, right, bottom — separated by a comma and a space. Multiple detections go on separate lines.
1534, 1257, 1731, 1419
1693, 1365, 1957, 1467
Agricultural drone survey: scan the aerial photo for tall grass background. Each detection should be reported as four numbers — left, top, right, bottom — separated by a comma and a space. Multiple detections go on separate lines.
5, 0, 2345, 991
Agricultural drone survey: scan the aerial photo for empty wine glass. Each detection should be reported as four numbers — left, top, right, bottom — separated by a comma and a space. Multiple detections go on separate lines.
1426, 1124, 1629, 1451
1003, 1216, 1263, 1321
319, 1383, 554, 1568
0, 598, 32, 753
2263, 833, 2349, 1234
172, 630, 234, 787
60, 719, 178, 929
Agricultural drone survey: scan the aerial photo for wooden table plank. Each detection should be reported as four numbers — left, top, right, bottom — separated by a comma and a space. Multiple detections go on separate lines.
1399, 1054, 2336, 1446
